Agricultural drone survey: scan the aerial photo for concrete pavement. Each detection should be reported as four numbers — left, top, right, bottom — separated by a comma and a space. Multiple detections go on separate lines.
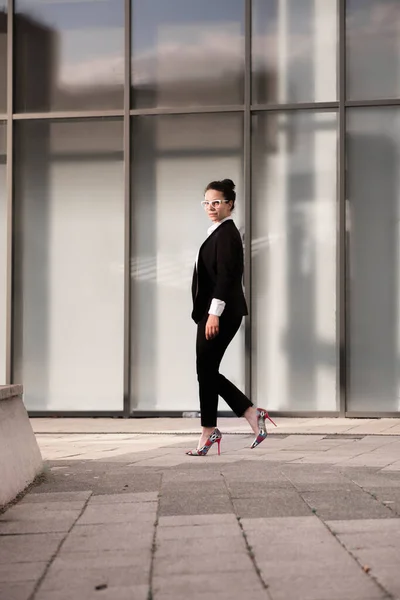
1, 418, 400, 600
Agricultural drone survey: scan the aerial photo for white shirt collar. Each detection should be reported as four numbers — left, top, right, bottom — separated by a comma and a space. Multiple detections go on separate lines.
207, 216, 233, 236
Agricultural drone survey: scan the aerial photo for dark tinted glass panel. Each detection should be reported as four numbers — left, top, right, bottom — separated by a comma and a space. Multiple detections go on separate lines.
252, 0, 337, 104
0, 1, 6, 113
0, 122, 6, 382
131, 0, 245, 109
130, 113, 244, 411
347, 108, 400, 411
347, 0, 400, 100
13, 119, 124, 410
15, 0, 124, 112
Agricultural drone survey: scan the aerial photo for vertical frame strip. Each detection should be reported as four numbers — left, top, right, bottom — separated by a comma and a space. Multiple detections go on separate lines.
5, 0, 13, 384
244, 0, 252, 399
338, 0, 347, 416
123, 0, 131, 416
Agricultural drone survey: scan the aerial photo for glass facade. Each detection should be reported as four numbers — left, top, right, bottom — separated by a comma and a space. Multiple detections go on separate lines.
0, 122, 6, 383
130, 113, 244, 412
1, 0, 399, 416
0, 1, 6, 114
252, 111, 338, 411
252, 0, 337, 104
13, 119, 125, 411
15, 0, 124, 112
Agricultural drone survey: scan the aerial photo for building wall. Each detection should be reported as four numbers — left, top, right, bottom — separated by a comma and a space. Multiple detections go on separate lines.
1, 0, 400, 415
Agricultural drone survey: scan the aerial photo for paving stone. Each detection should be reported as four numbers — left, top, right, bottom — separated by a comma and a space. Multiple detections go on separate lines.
240, 516, 317, 533
301, 490, 395, 520
233, 490, 312, 518
40, 565, 150, 591
281, 466, 358, 492
381, 460, 400, 471
221, 463, 291, 482
53, 550, 152, 570
5, 501, 86, 512
154, 551, 253, 577
227, 480, 293, 497
88, 492, 158, 504
0, 581, 37, 600
358, 487, 400, 516
327, 518, 400, 560
76, 502, 157, 525
154, 594, 268, 600
32, 462, 162, 495
20, 491, 92, 503
157, 523, 241, 541
0, 533, 64, 564
341, 469, 400, 489
241, 517, 384, 600
155, 535, 247, 558
337, 547, 400, 599
255, 566, 384, 600
62, 523, 154, 552
152, 572, 263, 595
162, 470, 224, 483
158, 514, 237, 527
0, 506, 81, 522
35, 584, 149, 600
159, 492, 232, 516
0, 561, 47, 583
0, 517, 78, 535
160, 481, 227, 495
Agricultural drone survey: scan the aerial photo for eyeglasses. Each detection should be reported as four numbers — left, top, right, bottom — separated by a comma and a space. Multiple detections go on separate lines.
201, 200, 229, 209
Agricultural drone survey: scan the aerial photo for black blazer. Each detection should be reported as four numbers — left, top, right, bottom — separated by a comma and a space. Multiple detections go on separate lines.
191, 220, 248, 324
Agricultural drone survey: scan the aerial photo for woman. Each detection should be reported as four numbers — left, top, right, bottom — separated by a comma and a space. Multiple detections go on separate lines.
187, 178, 276, 456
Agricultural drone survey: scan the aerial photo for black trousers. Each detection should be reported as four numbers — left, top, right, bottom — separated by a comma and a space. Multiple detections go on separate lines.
196, 313, 253, 427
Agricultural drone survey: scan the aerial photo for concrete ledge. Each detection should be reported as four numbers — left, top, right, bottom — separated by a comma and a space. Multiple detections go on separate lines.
0, 385, 43, 507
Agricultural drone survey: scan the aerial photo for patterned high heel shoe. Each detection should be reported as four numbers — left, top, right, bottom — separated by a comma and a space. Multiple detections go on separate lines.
250, 408, 277, 448
186, 428, 222, 456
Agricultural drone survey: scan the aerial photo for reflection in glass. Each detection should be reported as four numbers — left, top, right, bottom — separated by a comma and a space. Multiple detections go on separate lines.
130, 113, 244, 412
131, 0, 244, 109
347, 108, 400, 412
252, 111, 337, 411
0, 123, 6, 383
252, 0, 337, 104
13, 119, 124, 410
347, 0, 400, 101
0, 1, 6, 113
15, 0, 124, 112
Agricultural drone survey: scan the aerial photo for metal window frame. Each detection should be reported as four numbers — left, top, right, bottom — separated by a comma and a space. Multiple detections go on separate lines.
5, 0, 13, 385
3, 0, 399, 418
123, 0, 131, 417
338, 0, 347, 417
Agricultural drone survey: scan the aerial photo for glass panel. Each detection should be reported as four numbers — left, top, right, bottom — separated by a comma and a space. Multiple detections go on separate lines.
0, 0, 6, 113
347, 108, 400, 412
347, 0, 400, 101
0, 123, 6, 383
252, 111, 338, 411
131, 113, 244, 412
13, 119, 124, 411
252, 0, 337, 104
131, 0, 245, 109
15, 0, 124, 113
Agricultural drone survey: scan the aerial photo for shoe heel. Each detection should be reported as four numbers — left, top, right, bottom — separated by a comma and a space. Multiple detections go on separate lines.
217, 438, 221, 456
266, 413, 277, 427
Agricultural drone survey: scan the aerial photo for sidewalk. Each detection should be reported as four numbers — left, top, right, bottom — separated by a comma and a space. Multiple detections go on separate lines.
1, 418, 400, 600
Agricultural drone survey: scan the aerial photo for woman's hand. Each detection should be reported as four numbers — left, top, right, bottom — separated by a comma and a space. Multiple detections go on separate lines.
205, 315, 220, 340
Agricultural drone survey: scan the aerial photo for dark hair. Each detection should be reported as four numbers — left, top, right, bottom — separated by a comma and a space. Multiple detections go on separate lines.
205, 179, 236, 210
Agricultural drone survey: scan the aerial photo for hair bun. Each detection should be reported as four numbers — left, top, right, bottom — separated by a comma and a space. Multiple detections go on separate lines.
222, 179, 235, 190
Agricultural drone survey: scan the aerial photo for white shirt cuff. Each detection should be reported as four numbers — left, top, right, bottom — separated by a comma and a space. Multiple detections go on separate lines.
209, 298, 226, 317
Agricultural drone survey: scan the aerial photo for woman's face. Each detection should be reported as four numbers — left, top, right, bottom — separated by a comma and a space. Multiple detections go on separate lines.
203, 189, 232, 224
